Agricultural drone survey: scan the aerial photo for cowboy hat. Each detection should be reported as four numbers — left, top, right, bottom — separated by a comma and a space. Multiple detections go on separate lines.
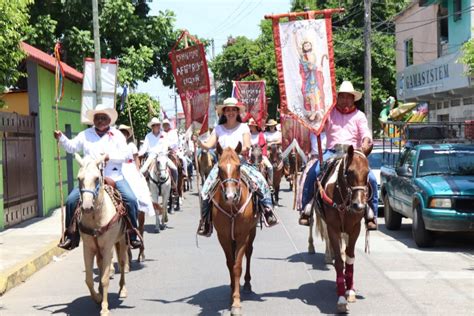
338, 81, 362, 101
162, 118, 171, 125
85, 103, 118, 125
118, 124, 133, 138
216, 97, 246, 115
147, 117, 162, 129
266, 119, 278, 126
248, 118, 258, 126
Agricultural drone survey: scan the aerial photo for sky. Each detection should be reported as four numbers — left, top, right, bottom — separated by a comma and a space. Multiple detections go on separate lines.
137, 0, 292, 117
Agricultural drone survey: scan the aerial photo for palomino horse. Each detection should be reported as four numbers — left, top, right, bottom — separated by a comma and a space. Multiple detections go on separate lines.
312, 145, 372, 313
212, 142, 257, 316
198, 149, 214, 185
269, 144, 283, 204
147, 153, 172, 233
75, 154, 128, 316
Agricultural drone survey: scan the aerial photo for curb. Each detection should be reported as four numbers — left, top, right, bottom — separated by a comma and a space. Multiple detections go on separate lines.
0, 241, 66, 296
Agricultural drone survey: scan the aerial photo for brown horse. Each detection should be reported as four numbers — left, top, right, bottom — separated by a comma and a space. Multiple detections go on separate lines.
198, 149, 215, 184
313, 145, 372, 313
168, 151, 184, 210
212, 142, 257, 316
269, 144, 283, 204
249, 145, 270, 186
286, 148, 304, 190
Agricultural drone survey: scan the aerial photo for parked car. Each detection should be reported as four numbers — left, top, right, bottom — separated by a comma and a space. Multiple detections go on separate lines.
368, 146, 398, 212
381, 142, 474, 247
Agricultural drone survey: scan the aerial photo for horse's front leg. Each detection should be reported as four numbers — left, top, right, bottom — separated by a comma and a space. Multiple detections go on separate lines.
308, 211, 315, 254
137, 211, 145, 262
117, 238, 128, 299
344, 222, 361, 303
243, 228, 256, 293
99, 247, 114, 316
83, 246, 101, 304
327, 224, 347, 313
231, 241, 248, 315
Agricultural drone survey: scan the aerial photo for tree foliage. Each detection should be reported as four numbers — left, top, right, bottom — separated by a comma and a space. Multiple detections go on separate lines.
460, 38, 474, 75
115, 92, 160, 143
26, 0, 179, 88
0, 0, 32, 104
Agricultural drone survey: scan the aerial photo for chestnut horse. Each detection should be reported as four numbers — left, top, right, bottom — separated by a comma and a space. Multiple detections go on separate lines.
212, 142, 257, 316
198, 149, 214, 184
313, 145, 372, 313
269, 144, 283, 204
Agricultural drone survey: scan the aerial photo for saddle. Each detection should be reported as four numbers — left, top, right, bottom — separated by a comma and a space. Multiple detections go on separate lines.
314, 156, 344, 219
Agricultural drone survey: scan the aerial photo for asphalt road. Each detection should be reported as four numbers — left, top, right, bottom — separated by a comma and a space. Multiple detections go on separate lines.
1, 179, 473, 315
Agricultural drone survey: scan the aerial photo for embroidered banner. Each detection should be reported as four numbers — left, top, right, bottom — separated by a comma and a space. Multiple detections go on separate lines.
267, 10, 342, 135
169, 33, 210, 133
281, 113, 311, 155
232, 80, 267, 130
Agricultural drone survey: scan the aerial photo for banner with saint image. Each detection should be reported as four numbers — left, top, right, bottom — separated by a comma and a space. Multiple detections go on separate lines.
232, 80, 267, 130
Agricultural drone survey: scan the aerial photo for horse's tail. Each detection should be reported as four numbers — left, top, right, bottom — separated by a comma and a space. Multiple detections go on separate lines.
315, 212, 326, 241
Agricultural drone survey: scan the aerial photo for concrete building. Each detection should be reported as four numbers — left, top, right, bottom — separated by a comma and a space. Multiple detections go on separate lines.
394, 0, 474, 122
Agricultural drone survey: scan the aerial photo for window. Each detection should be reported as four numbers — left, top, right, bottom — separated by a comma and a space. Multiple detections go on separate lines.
451, 99, 461, 107
405, 39, 413, 67
443, 100, 450, 108
454, 0, 462, 21
463, 97, 473, 105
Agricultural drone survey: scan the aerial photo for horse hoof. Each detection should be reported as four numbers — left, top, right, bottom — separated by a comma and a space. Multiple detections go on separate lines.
119, 287, 128, 299
346, 289, 356, 303
243, 282, 252, 293
160, 224, 166, 230
337, 296, 349, 313
308, 245, 315, 254
100, 310, 110, 316
231, 306, 242, 316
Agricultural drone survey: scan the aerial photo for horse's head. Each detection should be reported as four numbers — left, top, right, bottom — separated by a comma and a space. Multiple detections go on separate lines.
155, 153, 169, 182
250, 145, 263, 166
342, 145, 372, 213
75, 154, 104, 213
270, 144, 282, 164
216, 142, 242, 203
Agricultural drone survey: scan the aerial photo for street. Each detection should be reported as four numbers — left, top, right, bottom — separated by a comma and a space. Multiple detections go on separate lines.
1, 180, 473, 315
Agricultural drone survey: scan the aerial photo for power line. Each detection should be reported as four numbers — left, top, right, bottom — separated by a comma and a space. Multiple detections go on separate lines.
205, 0, 248, 36
212, 0, 263, 37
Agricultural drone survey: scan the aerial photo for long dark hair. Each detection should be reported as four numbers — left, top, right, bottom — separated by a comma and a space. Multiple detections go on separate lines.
218, 114, 243, 125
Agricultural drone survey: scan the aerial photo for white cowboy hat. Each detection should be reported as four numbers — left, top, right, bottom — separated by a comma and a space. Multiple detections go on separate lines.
162, 118, 171, 125
118, 124, 133, 138
85, 103, 118, 125
266, 119, 278, 126
247, 118, 258, 126
147, 117, 162, 129
216, 97, 246, 116
338, 81, 362, 101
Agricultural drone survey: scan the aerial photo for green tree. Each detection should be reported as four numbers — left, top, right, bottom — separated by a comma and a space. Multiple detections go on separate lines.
0, 0, 32, 106
460, 37, 474, 74
26, 0, 179, 88
116, 92, 160, 143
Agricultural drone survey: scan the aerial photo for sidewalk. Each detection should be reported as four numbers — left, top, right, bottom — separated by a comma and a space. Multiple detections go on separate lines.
0, 208, 66, 295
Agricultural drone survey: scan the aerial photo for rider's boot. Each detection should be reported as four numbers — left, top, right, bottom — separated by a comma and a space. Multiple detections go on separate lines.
262, 205, 278, 227
58, 226, 80, 250
197, 199, 213, 237
298, 203, 312, 226
365, 205, 377, 231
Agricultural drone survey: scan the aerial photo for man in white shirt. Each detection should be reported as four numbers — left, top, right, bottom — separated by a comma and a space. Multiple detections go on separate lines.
163, 118, 188, 177
54, 104, 141, 250
139, 117, 178, 188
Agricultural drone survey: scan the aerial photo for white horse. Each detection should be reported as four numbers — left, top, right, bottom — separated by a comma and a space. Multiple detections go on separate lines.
75, 154, 128, 316
148, 153, 172, 233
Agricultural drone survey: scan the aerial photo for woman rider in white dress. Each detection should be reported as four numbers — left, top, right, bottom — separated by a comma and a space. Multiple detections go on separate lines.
196, 98, 278, 236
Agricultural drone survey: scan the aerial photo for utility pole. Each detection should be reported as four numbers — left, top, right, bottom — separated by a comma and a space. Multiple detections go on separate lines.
364, 0, 372, 131
211, 39, 218, 105
92, 0, 102, 106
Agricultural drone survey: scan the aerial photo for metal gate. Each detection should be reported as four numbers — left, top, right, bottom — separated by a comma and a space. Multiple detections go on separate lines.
1, 112, 38, 227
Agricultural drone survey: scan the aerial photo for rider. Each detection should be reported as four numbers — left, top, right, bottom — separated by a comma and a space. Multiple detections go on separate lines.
196, 97, 278, 236
138, 117, 179, 190
55, 104, 142, 250
162, 118, 188, 178
299, 81, 378, 230
248, 118, 274, 191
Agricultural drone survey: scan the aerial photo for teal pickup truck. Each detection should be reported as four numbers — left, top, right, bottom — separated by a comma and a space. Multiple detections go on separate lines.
380, 143, 474, 247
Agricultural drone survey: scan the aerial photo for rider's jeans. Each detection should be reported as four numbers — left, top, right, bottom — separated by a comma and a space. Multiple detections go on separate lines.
301, 150, 378, 213
65, 180, 139, 238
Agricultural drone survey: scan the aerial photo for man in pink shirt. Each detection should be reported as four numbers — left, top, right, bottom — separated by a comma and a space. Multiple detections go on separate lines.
300, 81, 378, 230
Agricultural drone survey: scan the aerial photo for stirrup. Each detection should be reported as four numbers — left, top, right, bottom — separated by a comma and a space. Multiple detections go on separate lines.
298, 213, 311, 226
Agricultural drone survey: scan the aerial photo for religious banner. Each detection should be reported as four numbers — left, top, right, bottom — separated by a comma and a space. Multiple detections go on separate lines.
266, 9, 343, 135
81, 58, 118, 124
169, 30, 210, 133
280, 113, 311, 156
232, 80, 267, 130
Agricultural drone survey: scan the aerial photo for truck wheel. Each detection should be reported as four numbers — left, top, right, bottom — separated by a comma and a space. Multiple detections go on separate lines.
412, 205, 433, 248
384, 195, 402, 230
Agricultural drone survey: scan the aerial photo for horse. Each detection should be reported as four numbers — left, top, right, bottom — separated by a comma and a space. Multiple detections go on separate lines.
311, 145, 372, 313
269, 144, 284, 205
168, 151, 184, 211
286, 148, 304, 190
198, 149, 214, 185
75, 154, 128, 316
249, 145, 270, 187
147, 153, 172, 233
212, 142, 257, 316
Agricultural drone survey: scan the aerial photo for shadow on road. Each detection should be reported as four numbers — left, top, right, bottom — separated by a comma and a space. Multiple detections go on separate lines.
33, 295, 134, 315
257, 251, 331, 271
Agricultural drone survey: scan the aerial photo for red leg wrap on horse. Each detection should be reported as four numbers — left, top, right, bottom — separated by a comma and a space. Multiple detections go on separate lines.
345, 263, 354, 290
336, 272, 345, 297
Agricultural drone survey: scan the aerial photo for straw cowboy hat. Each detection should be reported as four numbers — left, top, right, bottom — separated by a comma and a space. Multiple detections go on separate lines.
216, 97, 246, 115
338, 81, 362, 101
248, 118, 258, 126
118, 124, 133, 138
147, 117, 162, 129
266, 119, 278, 126
162, 118, 171, 125
85, 103, 118, 125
